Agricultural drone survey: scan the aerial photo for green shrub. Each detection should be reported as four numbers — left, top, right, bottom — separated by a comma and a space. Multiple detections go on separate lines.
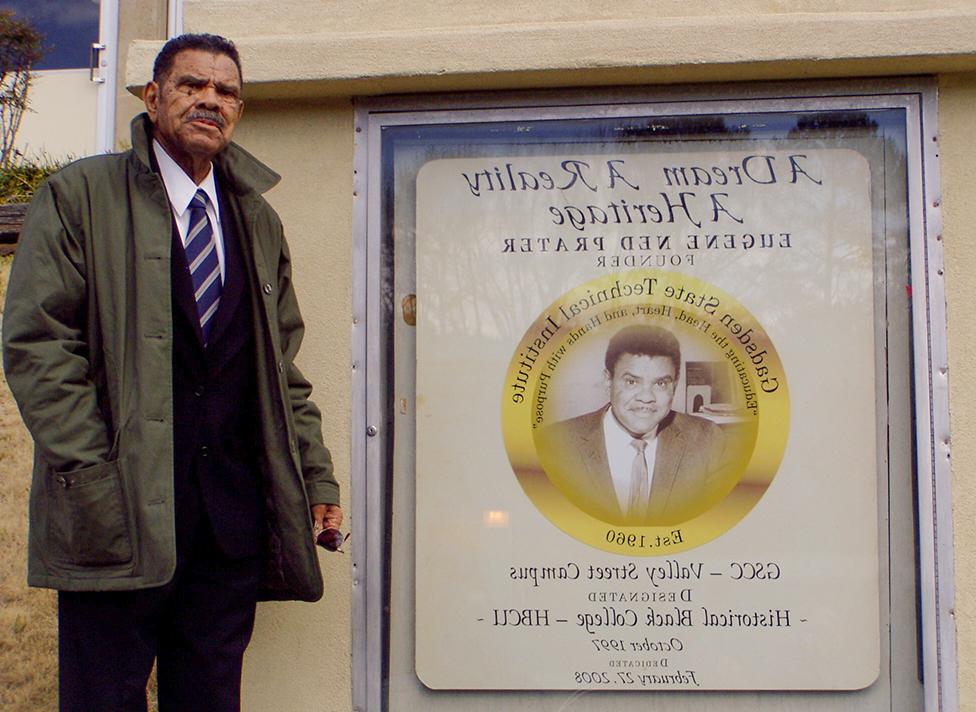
0, 156, 64, 204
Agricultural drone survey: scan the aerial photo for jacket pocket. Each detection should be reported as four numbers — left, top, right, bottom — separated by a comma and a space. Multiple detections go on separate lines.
47, 460, 133, 566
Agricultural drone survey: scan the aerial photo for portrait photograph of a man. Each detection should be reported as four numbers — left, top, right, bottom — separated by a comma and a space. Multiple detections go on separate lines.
536, 323, 738, 526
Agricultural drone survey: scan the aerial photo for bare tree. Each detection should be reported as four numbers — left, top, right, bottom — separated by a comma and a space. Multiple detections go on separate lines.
0, 11, 42, 171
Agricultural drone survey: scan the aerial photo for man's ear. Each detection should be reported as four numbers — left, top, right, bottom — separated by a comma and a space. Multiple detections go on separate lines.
603, 368, 612, 392
143, 81, 159, 121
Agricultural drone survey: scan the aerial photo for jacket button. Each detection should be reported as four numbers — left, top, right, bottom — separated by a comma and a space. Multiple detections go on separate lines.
200, 446, 209, 458
263, 283, 273, 295
194, 386, 204, 397
55, 475, 68, 488
277, 361, 284, 373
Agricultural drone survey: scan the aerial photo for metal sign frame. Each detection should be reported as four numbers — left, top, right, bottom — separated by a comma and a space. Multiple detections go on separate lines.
350, 78, 953, 712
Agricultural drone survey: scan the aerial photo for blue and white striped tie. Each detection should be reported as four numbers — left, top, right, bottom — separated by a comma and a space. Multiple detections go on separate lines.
185, 189, 221, 343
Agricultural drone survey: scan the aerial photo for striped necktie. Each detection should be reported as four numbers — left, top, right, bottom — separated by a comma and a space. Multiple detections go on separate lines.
185, 189, 222, 343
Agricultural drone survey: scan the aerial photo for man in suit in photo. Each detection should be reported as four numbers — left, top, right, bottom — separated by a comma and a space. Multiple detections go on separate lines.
538, 324, 728, 525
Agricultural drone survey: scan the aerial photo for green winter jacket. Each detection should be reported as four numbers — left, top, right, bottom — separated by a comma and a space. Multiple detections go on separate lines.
1, 114, 339, 600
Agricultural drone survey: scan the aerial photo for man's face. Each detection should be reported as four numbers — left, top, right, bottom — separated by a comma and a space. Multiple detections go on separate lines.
143, 49, 243, 165
605, 353, 677, 436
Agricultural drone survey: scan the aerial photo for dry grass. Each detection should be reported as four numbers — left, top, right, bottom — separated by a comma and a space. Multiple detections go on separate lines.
0, 254, 58, 710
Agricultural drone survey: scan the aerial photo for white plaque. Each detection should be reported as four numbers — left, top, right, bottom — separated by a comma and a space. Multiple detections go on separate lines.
415, 146, 880, 690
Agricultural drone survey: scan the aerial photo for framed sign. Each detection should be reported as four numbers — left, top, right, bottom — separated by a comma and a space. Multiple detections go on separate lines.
351, 82, 952, 711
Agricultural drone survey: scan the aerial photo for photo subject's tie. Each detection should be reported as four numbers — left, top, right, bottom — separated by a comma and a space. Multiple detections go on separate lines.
185, 189, 221, 343
628, 437, 650, 519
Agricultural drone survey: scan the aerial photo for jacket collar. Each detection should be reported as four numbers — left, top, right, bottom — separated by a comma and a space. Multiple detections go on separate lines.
130, 112, 280, 196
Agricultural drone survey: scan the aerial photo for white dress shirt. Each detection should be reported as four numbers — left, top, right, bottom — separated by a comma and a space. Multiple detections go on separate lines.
152, 139, 226, 283
603, 407, 659, 513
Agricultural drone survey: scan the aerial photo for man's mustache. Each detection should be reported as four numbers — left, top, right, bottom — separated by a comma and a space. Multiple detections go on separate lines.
186, 110, 225, 127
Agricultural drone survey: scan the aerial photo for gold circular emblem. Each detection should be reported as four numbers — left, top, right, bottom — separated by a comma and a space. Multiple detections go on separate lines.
501, 269, 789, 554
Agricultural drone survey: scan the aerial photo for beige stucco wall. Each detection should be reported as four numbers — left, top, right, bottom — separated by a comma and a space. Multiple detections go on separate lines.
183, 0, 976, 37
115, 2, 976, 710
937, 73, 976, 712
115, 0, 167, 148
229, 99, 355, 711
126, 3, 976, 99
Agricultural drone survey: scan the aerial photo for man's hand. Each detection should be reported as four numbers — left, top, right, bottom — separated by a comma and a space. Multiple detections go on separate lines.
311, 503, 343, 533
311, 504, 346, 552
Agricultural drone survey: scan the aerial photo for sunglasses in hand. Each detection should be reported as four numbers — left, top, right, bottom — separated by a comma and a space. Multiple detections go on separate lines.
315, 527, 350, 553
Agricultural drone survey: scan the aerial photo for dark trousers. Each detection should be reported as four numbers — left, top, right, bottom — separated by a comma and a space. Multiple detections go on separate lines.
57, 521, 262, 712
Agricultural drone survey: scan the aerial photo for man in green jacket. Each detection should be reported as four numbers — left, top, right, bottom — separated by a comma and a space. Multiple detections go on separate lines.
2, 33, 341, 711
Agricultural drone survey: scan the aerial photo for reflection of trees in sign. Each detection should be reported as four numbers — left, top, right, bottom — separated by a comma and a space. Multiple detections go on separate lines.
702, 131, 905, 339
412, 149, 595, 341
407, 124, 903, 350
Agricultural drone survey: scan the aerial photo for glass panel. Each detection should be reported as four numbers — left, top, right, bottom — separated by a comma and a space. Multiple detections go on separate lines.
381, 107, 920, 710
5, 1, 100, 69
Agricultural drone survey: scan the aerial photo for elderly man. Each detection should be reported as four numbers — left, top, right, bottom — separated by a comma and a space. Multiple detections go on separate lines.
538, 324, 728, 525
2, 33, 341, 711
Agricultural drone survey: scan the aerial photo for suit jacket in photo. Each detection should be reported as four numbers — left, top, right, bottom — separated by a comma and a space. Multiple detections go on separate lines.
537, 406, 729, 525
